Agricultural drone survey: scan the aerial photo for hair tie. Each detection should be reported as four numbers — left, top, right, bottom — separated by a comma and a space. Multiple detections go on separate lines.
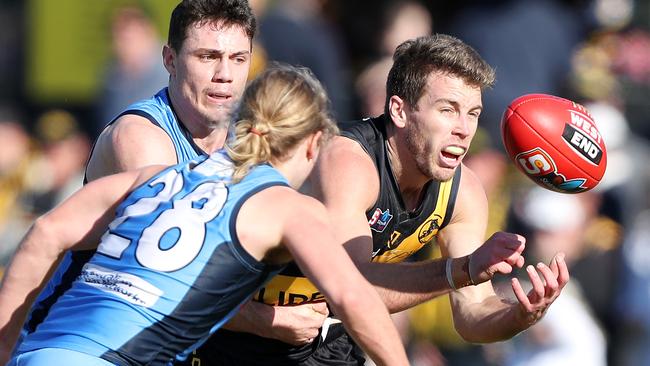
248, 127, 265, 137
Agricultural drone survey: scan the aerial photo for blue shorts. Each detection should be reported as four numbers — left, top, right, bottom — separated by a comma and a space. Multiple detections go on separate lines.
9, 348, 115, 366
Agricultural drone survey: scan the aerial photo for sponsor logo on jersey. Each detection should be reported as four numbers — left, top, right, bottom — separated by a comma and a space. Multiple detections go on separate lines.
368, 207, 393, 232
254, 275, 324, 305
80, 263, 163, 307
562, 123, 603, 165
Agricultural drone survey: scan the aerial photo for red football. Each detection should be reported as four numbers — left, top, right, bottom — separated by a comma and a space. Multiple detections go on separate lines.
501, 94, 607, 193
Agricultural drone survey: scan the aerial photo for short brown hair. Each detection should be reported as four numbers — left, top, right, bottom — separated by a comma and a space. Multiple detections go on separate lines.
385, 34, 495, 115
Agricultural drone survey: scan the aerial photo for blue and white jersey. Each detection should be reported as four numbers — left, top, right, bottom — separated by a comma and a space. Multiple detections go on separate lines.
114, 87, 207, 163
23, 88, 207, 338
18, 151, 288, 365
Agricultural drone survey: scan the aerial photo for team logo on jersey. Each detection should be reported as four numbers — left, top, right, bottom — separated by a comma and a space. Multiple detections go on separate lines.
418, 215, 442, 244
368, 208, 393, 233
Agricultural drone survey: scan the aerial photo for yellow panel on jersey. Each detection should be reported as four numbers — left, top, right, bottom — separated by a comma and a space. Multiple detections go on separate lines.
372, 177, 454, 263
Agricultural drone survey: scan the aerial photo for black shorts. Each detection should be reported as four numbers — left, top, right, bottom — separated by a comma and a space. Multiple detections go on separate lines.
178, 324, 365, 366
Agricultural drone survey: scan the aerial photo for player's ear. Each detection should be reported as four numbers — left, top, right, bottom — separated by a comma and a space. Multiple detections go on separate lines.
306, 131, 323, 161
163, 45, 176, 76
388, 95, 407, 129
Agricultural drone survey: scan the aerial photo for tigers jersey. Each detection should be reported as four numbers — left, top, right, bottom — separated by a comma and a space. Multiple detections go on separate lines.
17, 151, 288, 365
198, 115, 461, 365
24, 88, 208, 336
343, 115, 461, 263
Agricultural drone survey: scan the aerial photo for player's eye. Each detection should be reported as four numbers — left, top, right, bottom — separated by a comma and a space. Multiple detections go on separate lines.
440, 108, 454, 114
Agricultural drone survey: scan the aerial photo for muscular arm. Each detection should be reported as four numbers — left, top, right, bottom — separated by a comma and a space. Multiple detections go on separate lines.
440, 167, 568, 342
0, 166, 164, 361
86, 115, 178, 181
313, 137, 556, 335
238, 187, 408, 366
287, 198, 408, 366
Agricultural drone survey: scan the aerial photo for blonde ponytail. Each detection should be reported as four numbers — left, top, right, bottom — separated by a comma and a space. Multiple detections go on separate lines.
227, 64, 339, 182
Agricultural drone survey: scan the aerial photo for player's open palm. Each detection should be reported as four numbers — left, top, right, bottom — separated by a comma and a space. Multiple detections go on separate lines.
470, 231, 526, 284
511, 253, 570, 326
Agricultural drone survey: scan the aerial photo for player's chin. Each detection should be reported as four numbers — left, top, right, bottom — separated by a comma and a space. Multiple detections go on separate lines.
204, 108, 231, 124
429, 165, 457, 182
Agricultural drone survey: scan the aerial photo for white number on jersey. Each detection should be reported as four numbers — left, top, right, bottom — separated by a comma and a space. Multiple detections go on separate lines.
97, 167, 227, 272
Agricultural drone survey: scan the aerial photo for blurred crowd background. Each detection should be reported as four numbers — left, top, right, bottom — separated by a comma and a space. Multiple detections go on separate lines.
1, 0, 650, 365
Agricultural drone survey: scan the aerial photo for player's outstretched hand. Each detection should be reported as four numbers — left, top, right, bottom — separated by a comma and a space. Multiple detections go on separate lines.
511, 253, 570, 326
469, 231, 526, 284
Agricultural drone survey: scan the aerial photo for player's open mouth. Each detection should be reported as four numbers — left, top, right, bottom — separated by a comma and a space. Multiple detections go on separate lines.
440, 146, 466, 165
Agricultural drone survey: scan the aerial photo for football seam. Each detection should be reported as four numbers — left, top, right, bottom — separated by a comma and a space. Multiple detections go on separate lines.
510, 109, 602, 182
510, 95, 568, 110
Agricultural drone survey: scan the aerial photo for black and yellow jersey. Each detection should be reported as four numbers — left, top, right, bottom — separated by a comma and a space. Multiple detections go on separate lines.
346, 115, 461, 264
187, 115, 461, 365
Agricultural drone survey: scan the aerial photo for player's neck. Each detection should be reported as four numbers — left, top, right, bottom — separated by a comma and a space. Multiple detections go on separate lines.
168, 89, 229, 153
385, 137, 428, 210
192, 128, 228, 154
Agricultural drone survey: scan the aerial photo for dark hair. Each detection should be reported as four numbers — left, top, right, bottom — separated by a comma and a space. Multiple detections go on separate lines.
384, 34, 495, 115
167, 0, 256, 52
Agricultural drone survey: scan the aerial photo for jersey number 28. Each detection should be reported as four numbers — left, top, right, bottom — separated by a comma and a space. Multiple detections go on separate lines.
97, 167, 227, 272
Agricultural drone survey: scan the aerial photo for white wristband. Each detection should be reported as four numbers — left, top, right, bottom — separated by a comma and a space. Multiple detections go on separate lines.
446, 258, 456, 291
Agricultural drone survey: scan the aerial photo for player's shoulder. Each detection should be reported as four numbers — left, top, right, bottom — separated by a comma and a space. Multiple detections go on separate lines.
107, 114, 169, 140
242, 185, 330, 231
87, 114, 177, 180
101, 114, 172, 152
453, 163, 488, 216
319, 135, 376, 177
312, 135, 379, 211
257, 185, 323, 210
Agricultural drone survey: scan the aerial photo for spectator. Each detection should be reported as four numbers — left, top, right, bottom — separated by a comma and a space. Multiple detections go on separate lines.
93, 4, 168, 138
257, 0, 353, 120
0, 107, 36, 267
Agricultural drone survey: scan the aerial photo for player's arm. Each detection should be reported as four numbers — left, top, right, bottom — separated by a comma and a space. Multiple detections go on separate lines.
221, 294, 329, 345
218, 138, 378, 344
278, 191, 409, 366
440, 165, 569, 342
0, 165, 165, 360
313, 137, 457, 312
86, 114, 178, 181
